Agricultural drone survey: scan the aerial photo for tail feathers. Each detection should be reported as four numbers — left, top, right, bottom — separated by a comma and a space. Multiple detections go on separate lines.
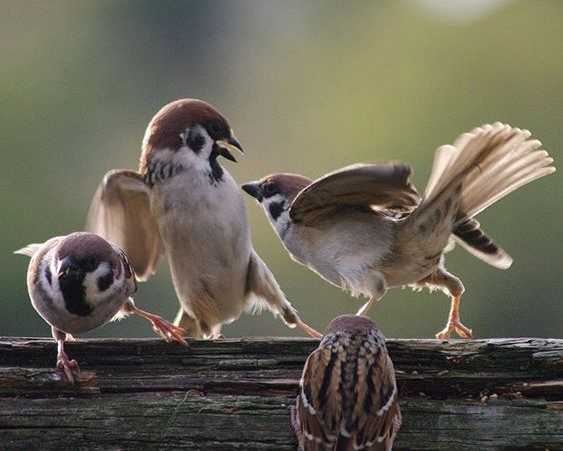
244, 250, 298, 326
423, 144, 458, 201
423, 123, 522, 204
458, 138, 554, 219
453, 217, 513, 269
408, 123, 554, 266
14, 243, 43, 257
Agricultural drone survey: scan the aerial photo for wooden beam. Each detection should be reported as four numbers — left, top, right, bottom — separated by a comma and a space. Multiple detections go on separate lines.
0, 337, 561, 449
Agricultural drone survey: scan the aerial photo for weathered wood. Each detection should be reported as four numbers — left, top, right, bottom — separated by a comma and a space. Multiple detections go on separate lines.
0, 337, 561, 450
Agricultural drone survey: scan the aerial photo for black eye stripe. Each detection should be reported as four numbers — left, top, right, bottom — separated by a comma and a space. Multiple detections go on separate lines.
262, 182, 279, 198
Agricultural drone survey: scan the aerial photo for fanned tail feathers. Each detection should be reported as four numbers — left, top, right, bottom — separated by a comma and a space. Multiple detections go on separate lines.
413, 123, 554, 267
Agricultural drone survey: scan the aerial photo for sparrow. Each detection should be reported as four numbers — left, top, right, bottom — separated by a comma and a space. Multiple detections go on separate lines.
15, 232, 187, 383
242, 123, 555, 339
86, 99, 320, 339
292, 315, 401, 450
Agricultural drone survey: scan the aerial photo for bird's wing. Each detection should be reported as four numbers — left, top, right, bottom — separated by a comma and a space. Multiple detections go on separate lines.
296, 347, 339, 450
86, 169, 163, 281
346, 352, 402, 451
289, 163, 420, 226
297, 346, 401, 451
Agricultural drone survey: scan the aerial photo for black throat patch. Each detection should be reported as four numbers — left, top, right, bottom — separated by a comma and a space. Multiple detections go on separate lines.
208, 143, 225, 184
59, 274, 93, 317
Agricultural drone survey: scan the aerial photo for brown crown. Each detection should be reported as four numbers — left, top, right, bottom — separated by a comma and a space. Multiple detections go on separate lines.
56, 232, 119, 266
324, 314, 379, 335
139, 99, 231, 173
261, 173, 312, 203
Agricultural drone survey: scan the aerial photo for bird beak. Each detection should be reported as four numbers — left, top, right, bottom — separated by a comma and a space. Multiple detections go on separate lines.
57, 257, 77, 279
241, 181, 262, 202
216, 132, 244, 163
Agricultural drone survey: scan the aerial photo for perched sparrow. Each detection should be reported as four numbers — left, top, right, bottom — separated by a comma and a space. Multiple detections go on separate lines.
87, 99, 320, 339
15, 232, 187, 383
243, 123, 555, 339
292, 315, 401, 450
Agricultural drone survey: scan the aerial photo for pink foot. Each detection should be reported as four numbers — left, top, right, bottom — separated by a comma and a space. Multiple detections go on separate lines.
147, 314, 189, 347
56, 351, 80, 384
436, 318, 473, 339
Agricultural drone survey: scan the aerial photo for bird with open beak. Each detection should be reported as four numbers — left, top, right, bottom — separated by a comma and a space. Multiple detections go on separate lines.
87, 99, 320, 339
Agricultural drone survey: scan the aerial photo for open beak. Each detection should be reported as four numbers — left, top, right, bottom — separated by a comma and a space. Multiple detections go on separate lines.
216, 132, 244, 163
241, 181, 262, 202
57, 257, 77, 279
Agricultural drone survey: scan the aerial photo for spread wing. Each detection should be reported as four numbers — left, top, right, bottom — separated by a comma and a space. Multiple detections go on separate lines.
289, 163, 420, 226
86, 169, 163, 281
296, 346, 401, 451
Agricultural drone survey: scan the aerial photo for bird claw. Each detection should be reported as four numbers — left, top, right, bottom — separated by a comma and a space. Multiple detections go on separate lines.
436, 319, 473, 339
150, 316, 189, 347
56, 352, 80, 384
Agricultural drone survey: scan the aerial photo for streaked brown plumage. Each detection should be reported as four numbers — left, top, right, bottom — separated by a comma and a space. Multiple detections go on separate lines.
293, 315, 401, 451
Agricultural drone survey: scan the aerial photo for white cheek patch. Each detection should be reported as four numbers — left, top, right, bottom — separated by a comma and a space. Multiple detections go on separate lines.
262, 194, 290, 236
83, 262, 119, 304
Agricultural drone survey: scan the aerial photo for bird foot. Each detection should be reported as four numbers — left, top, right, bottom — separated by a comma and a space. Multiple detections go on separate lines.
56, 351, 80, 384
148, 314, 189, 347
435, 318, 473, 339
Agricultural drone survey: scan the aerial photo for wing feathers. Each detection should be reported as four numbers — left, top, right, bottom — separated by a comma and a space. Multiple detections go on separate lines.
86, 169, 163, 281
290, 163, 420, 225
297, 332, 401, 450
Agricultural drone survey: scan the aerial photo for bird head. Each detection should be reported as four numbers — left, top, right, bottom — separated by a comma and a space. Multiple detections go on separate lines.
140, 99, 243, 185
242, 173, 311, 235
55, 232, 134, 316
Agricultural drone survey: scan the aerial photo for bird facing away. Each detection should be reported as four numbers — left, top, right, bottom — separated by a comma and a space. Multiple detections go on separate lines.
15, 232, 187, 383
242, 123, 555, 339
87, 99, 320, 339
292, 315, 401, 450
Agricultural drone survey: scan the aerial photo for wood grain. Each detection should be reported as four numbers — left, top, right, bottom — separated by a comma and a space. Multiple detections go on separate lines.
0, 337, 561, 450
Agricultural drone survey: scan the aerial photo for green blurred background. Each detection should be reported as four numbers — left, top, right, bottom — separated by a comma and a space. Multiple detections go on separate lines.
2, 0, 561, 340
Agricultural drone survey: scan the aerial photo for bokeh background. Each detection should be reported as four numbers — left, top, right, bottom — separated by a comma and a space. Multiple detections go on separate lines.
2, 0, 561, 340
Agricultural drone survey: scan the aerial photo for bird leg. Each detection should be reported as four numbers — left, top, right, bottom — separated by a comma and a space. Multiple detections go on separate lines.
415, 268, 473, 339
357, 297, 379, 316
52, 328, 79, 384
435, 294, 473, 339
353, 272, 386, 317
296, 318, 323, 339
123, 300, 188, 346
